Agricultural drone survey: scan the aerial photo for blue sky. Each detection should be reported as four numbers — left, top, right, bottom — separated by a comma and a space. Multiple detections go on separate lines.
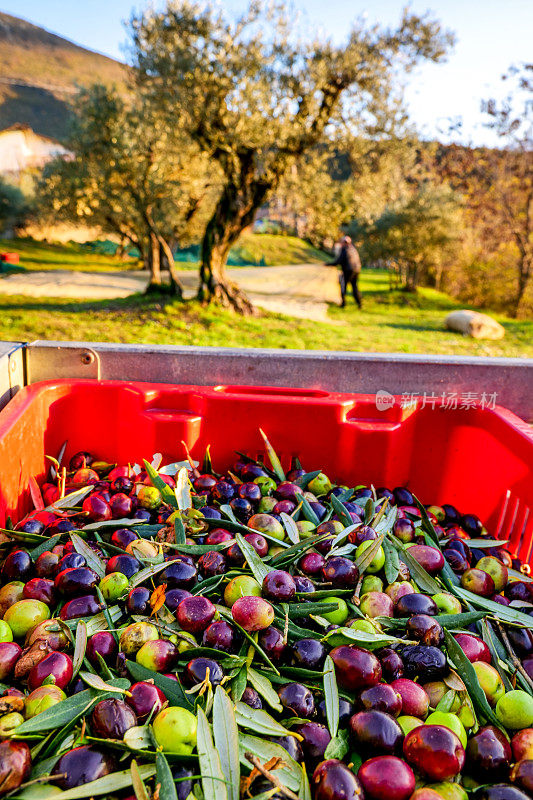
2, 0, 531, 145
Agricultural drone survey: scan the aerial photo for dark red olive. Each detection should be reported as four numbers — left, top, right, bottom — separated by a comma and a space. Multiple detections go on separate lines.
406, 615, 444, 647
35, 551, 61, 578
475, 785, 530, 800
466, 725, 512, 781
378, 647, 404, 681
263, 570, 296, 602
28, 651, 73, 691
185, 657, 223, 687
198, 551, 227, 578
358, 684, 402, 716
126, 681, 166, 722
407, 545, 444, 575
395, 593, 438, 617
205, 529, 233, 546
55, 567, 100, 597
59, 553, 86, 571
258, 626, 286, 660
111, 528, 139, 549
163, 588, 191, 611
23, 577, 56, 606
177, 596, 215, 633
295, 722, 331, 763
358, 755, 415, 800
454, 633, 491, 663
53, 746, 116, 789
0, 740, 31, 793
0, 642, 22, 680
105, 554, 140, 579
278, 683, 315, 718
241, 687, 262, 709
330, 646, 382, 690
202, 621, 234, 652
350, 710, 403, 754
91, 698, 137, 739
82, 495, 112, 522
322, 556, 359, 587
299, 552, 326, 576
126, 586, 151, 616
60, 594, 102, 620
2, 550, 33, 582
313, 759, 364, 800
159, 559, 197, 588
87, 631, 118, 667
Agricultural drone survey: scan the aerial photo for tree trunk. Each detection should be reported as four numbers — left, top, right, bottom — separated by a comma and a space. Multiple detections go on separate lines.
146, 232, 162, 290
512, 254, 532, 318
156, 234, 184, 299
199, 182, 255, 314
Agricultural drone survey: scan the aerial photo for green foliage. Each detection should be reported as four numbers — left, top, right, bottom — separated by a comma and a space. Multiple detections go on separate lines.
130, 0, 453, 308
0, 178, 29, 232
353, 184, 464, 291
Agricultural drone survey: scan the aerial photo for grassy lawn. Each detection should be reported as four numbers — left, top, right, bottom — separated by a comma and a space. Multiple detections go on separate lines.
0, 268, 530, 357
0, 237, 140, 273
231, 233, 327, 265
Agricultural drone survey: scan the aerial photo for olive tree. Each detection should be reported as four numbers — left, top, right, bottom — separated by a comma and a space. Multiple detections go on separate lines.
131, 1, 453, 311
39, 85, 210, 294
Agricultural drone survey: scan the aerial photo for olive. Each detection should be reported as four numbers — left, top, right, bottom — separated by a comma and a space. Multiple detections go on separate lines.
105, 554, 140, 579
185, 657, 223, 687
91, 698, 137, 739
60, 594, 102, 620
55, 567, 100, 597
0, 740, 31, 794
53, 746, 116, 789
401, 645, 448, 681
2, 550, 33, 582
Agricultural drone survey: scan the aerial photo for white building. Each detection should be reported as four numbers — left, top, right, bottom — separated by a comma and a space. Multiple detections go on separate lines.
0, 124, 70, 179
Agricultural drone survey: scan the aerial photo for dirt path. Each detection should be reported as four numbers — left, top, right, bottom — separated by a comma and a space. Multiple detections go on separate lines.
0, 264, 341, 322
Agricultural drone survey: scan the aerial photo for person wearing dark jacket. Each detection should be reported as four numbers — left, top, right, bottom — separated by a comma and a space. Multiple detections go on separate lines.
325, 236, 362, 308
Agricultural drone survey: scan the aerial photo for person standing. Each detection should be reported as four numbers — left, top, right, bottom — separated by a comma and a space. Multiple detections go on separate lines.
325, 236, 362, 308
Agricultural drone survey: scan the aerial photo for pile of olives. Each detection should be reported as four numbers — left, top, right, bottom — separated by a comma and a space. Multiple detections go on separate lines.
0, 445, 532, 800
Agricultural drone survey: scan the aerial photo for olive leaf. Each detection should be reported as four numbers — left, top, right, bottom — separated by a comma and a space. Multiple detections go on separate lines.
124, 725, 156, 751
355, 533, 385, 574
280, 512, 300, 544
259, 429, 286, 482
330, 494, 353, 528
46, 486, 93, 512
143, 459, 178, 508
175, 466, 192, 511
247, 668, 282, 712
323, 655, 339, 738
288, 602, 337, 618
382, 537, 400, 584
29, 533, 63, 559
391, 539, 441, 595
235, 702, 299, 738
174, 513, 186, 545
298, 766, 312, 800
126, 660, 193, 709
130, 759, 151, 800
70, 533, 106, 578
213, 686, 240, 800
234, 532, 270, 583
321, 627, 402, 650
79, 672, 130, 695
72, 620, 87, 678
238, 734, 301, 792
299, 494, 320, 526
14, 680, 130, 734
84, 606, 122, 636
443, 630, 503, 729
294, 470, 321, 489
220, 504, 239, 523
454, 585, 533, 630
197, 706, 228, 800
364, 497, 375, 524
232, 664, 247, 703
323, 727, 350, 760
156, 751, 178, 800
81, 518, 140, 531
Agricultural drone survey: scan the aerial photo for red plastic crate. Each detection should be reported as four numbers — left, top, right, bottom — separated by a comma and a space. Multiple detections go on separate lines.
0, 380, 532, 562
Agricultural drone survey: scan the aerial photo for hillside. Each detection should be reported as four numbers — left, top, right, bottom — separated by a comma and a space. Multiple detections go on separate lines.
0, 12, 126, 140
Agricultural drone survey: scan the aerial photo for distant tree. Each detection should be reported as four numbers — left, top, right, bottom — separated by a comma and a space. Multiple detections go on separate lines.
131, 0, 453, 311
354, 184, 463, 291
434, 65, 532, 316
39, 85, 211, 294
0, 178, 29, 234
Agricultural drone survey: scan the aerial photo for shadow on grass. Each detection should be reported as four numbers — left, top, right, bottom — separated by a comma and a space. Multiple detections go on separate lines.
0, 291, 182, 315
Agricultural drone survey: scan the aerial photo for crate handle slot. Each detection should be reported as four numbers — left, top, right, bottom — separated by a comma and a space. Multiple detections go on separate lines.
213, 385, 329, 398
